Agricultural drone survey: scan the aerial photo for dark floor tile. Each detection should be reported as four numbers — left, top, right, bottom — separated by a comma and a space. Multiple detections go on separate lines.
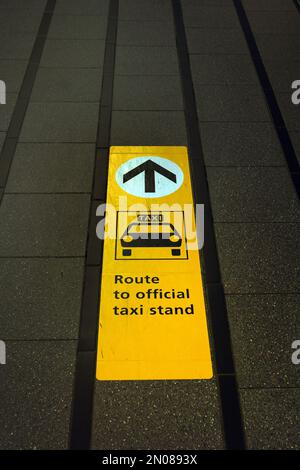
92, 380, 223, 450
0, 131, 5, 152
0, 93, 17, 132
207, 167, 300, 222
187, 28, 248, 54
41, 39, 105, 68
54, 0, 109, 16
183, 5, 240, 29
0, 194, 90, 256
200, 122, 285, 166
264, 61, 300, 93
20, 102, 99, 142
111, 110, 187, 145
227, 294, 300, 387
215, 222, 300, 293
290, 132, 300, 165
0, 0, 46, 9
182, 0, 233, 6
113, 75, 183, 110
115, 46, 179, 75
6, 143, 94, 193
118, 0, 172, 22
277, 93, 300, 132
0, 340, 77, 449
117, 21, 175, 46
195, 85, 270, 122
0, 258, 84, 339
49, 15, 107, 39
255, 34, 300, 62
240, 388, 300, 450
0, 34, 35, 60
190, 54, 258, 85
247, 10, 300, 34
0, 60, 27, 93
243, 0, 295, 11
31, 68, 102, 102
0, 10, 41, 33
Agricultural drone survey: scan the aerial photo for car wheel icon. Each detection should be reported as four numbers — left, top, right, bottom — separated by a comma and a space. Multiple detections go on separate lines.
123, 249, 132, 256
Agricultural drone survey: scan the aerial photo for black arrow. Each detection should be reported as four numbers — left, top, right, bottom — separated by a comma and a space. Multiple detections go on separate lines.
123, 159, 177, 193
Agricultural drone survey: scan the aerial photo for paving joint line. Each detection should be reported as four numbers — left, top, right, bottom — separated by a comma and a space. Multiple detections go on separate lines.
69, 0, 119, 450
233, 0, 300, 200
0, 0, 57, 203
293, 0, 300, 13
172, 0, 246, 450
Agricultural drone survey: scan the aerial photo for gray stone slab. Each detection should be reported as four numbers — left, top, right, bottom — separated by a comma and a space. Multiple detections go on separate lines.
119, 0, 173, 22
115, 46, 179, 75
92, 380, 223, 450
182, 0, 234, 6
207, 167, 300, 222
183, 5, 240, 29
0, 93, 17, 132
20, 102, 99, 142
227, 294, 300, 388
264, 61, 300, 93
255, 34, 300, 62
0, 0, 46, 9
111, 111, 187, 145
0, 60, 27, 93
247, 10, 300, 34
41, 39, 105, 68
190, 54, 259, 85
6, 143, 95, 193
195, 85, 270, 122
240, 388, 300, 450
49, 15, 107, 40
0, 194, 90, 256
242, 0, 295, 11
290, 132, 300, 165
0, 258, 84, 339
54, 0, 109, 16
113, 75, 183, 110
215, 222, 300, 293
187, 28, 248, 54
0, 10, 41, 33
277, 93, 300, 132
0, 340, 76, 449
199, 122, 285, 166
0, 131, 5, 153
0, 34, 35, 60
117, 21, 175, 46
31, 68, 102, 102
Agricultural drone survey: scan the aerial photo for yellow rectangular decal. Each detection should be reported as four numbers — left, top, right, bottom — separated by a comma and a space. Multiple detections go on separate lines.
96, 146, 212, 380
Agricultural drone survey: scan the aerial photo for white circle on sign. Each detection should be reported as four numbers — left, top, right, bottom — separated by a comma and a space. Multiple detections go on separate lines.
115, 156, 184, 198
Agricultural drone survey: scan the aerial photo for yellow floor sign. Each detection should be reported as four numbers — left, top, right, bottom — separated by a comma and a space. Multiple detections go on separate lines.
96, 146, 212, 380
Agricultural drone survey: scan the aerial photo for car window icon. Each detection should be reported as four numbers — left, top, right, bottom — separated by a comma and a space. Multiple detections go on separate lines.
120, 214, 182, 257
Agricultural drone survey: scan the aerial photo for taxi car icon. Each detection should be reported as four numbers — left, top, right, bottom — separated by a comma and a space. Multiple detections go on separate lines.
120, 218, 182, 257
